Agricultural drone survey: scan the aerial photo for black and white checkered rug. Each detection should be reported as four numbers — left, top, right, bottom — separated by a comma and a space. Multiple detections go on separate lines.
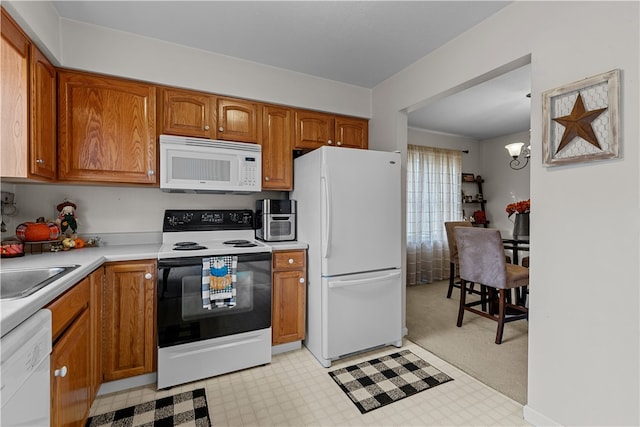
86, 388, 210, 427
329, 350, 454, 414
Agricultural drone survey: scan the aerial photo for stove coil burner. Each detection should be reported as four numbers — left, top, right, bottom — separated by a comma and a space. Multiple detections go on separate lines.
223, 239, 258, 248
173, 241, 208, 251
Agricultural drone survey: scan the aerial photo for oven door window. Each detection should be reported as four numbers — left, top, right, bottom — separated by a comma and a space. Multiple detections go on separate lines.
157, 253, 271, 348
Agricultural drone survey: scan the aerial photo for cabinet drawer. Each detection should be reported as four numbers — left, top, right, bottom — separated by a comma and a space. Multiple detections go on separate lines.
47, 277, 90, 341
273, 251, 305, 270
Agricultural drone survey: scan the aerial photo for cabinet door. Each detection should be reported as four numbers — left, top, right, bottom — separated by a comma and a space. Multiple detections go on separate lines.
272, 250, 306, 345
30, 46, 57, 180
294, 110, 334, 150
262, 105, 293, 190
103, 260, 156, 381
272, 270, 306, 344
216, 97, 261, 143
58, 70, 157, 184
1, 8, 29, 178
51, 309, 91, 427
160, 87, 215, 138
335, 116, 368, 149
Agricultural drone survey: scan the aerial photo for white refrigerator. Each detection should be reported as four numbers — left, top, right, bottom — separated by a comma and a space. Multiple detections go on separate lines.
292, 146, 403, 367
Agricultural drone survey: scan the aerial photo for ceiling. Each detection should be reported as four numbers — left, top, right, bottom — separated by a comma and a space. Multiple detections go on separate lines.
50, 1, 529, 140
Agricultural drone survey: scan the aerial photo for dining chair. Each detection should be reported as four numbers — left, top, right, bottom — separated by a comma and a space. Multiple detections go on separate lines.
454, 227, 529, 344
444, 221, 474, 298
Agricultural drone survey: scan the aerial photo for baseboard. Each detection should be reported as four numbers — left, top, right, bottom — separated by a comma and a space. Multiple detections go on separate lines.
523, 404, 563, 426
272, 341, 302, 355
98, 373, 157, 396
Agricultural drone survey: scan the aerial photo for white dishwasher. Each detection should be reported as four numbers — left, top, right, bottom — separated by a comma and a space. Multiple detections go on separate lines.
1, 309, 52, 427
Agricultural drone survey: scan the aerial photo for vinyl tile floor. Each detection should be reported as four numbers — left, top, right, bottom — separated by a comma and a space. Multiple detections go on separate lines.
89, 340, 531, 426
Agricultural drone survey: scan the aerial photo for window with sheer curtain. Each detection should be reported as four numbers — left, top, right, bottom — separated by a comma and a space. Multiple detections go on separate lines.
406, 145, 462, 286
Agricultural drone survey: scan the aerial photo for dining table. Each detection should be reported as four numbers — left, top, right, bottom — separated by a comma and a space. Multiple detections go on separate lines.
501, 237, 529, 266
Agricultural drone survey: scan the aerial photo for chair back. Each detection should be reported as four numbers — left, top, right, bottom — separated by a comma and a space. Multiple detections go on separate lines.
455, 227, 508, 289
444, 221, 472, 264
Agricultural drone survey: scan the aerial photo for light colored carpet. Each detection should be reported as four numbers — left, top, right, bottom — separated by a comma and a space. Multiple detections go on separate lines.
406, 280, 528, 404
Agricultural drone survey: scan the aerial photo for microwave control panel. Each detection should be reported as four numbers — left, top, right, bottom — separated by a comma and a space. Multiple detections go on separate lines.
240, 156, 258, 187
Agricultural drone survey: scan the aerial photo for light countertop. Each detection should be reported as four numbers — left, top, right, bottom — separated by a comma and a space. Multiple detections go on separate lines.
0, 240, 307, 337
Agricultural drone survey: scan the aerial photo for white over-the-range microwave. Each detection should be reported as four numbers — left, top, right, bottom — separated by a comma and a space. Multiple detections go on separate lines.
159, 134, 261, 194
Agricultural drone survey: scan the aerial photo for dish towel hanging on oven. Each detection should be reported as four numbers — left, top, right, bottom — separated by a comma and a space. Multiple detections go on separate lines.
202, 256, 238, 309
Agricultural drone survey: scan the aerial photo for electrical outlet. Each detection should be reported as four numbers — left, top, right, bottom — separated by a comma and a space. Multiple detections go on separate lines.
1, 191, 15, 204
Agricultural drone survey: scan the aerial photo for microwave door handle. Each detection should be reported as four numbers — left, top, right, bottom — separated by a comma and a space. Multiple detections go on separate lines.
321, 166, 331, 259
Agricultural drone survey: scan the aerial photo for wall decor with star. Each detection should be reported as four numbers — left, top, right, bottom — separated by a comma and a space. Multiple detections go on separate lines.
542, 69, 620, 166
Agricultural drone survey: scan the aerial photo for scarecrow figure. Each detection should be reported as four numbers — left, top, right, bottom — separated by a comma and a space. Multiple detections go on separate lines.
56, 200, 78, 238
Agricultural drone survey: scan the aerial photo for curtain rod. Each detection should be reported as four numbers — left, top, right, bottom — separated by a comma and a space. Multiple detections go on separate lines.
461, 150, 469, 154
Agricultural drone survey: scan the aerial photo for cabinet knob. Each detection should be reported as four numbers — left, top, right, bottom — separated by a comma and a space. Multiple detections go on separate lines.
265, 176, 270, 181
336, 141, 342, 146
219, 127, 224, 132
145, 273, 153, 280
299, 277, 305, 284
204, 125, 210, 130
54, 366, 68, 377
36, 159, 44, 164
288, 258, 294, 264
327, 139, 333, 145
148, 170, 155, 176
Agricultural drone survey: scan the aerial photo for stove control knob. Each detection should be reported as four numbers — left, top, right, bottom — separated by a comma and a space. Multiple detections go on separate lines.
145, 273, 153, 280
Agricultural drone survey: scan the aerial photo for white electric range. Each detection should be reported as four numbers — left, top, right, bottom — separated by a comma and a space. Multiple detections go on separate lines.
156, 209, 272, 389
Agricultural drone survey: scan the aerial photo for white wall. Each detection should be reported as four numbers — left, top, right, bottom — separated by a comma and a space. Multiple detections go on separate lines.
4, 1, 371, 118
372, 2, 639, 425
480, 130, 531, 236
0, 183, 285, 237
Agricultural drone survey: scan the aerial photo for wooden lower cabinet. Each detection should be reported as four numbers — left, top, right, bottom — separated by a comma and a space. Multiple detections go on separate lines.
272, 250, 307, 345
51, 309, 90, 427
48, 277, 91, 427
103, 260, 156, 381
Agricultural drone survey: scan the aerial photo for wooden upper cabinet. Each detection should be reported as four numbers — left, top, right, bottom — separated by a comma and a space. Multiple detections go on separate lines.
335, 116, 368, 149
294, 110, 368, 151
216, 97, 261, 143
58, 70, 157, 184
262, 105, 293, 190
294, 110, 334, 150
30, 46, 57, 180
1, 8, 30, 178
159, 87, 215, 139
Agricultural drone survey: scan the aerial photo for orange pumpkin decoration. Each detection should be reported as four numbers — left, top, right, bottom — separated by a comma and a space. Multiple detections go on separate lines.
74, 238, 85, 249
16, 220, 61, 242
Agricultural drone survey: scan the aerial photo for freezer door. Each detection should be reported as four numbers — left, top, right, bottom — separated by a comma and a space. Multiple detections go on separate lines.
321, 148, 401, 276
321, 269, 402, 360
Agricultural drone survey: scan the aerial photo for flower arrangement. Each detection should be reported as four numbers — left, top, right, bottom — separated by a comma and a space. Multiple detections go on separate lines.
506, 199, 530, 217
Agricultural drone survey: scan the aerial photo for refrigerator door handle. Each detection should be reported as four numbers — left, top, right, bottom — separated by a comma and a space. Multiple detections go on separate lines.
321, 169, 331, 259
328, 271, 400, 288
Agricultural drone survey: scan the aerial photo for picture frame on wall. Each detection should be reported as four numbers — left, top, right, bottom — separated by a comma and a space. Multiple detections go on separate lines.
462, 173, 475, 182
542, 69, 620, 166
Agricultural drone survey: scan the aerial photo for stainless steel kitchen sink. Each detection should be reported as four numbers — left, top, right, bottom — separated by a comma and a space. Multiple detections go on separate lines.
0, 265, 80, 300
